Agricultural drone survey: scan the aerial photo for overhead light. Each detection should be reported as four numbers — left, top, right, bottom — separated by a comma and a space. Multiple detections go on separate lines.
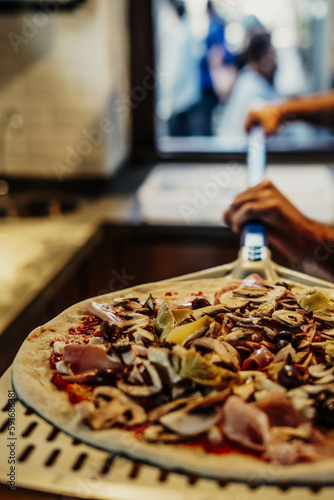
310, 0, 329, 20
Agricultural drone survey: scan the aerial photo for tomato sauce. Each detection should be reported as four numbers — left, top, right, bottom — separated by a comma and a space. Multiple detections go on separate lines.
52, 373, 93, 404
68, 314, 102, 336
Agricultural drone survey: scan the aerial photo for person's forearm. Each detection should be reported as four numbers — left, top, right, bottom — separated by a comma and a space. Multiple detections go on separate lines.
279, 91, 334, 129
295, 220, 334, 282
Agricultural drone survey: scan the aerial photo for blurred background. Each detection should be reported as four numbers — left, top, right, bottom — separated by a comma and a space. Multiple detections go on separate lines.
155, 0, 334, 150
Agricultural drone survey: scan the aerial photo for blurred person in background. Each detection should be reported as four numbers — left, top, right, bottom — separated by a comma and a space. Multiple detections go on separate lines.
157, 0, 201, 136
217, 32, 279, 139
224, 91, 334, 282
197, 1, 237, 136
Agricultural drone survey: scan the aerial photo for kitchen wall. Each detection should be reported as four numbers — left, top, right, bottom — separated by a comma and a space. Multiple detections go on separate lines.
0, 0, 130, 180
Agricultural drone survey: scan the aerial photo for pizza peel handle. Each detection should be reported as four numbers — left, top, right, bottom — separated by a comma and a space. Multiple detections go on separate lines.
232, 126, 278, 280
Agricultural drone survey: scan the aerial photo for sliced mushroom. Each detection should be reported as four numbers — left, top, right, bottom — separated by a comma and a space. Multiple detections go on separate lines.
218, 291, 249, 310
313, 310, 334, 328
132, 327, 156, 345
122, 313, 150, 331
191, 338, 240, 371
303, 383, 334, 395
192, 304, 227, 320
147, 346, 181, 384
88, 386, 147, 429
223, 328, 254, 342
128, 364, 147, 384
314, 373, 334, 385
323, 329, 334, 338
117, 360, 163, 397
233, 380, 255, 400
116, 299, 142, 311
149, 398, 190, 422
143, 424, 184, 443
159, 406, 220, 436
226, 313, 260, 327
171, 380, 198, 400
287, 387, 315, 420
273, 343, 296, 363
271, 423, 312, 442
181, 327, 208, 347
251, 300, 276, 318
272, 310, 305, 327
278, 299, 300, 310
308, 364, 334, 379
261, 325, 277, 341
232, 285, 286, 303
110, 342, 148, 365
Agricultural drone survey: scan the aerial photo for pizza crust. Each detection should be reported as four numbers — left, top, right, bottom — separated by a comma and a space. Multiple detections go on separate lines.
12, 277, 334, 484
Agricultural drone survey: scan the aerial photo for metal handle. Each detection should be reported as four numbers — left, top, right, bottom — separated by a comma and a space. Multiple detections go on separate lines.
242, 126, 267, 261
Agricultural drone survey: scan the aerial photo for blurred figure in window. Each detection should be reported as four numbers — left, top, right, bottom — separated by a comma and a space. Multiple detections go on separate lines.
157, 0, 201, 136
217, 32, 279, 139
197, 1, 237, 136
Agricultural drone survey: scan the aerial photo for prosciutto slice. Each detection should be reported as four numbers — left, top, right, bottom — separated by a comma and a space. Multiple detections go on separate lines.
63, 344, 122, 374
221, 396, 270, 452
241, 345, 274, 370
256, 391, 306, 428
240, 274, 267, 288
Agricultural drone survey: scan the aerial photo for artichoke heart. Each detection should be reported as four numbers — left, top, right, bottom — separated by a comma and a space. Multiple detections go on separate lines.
172, 308, 192, 324
154, 300, 176, 344
172, 345, 238, 386
324, 340, 334, 359
166, 315, 211, 344
296, 289, 334, 312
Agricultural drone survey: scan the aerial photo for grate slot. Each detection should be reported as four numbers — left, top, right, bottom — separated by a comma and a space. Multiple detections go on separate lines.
187, 473, 198, 486
217, 478, 229, 488
72, 453, 88, 471
21, 421, 38, 438
277, 481, 291, 492
247, 478, 261, 490
72, 438, 82, 446
129, 462, 141, 479
0, 418, 9, 433
158, 468, 169, 482
309, 483, 321, 493
2, 402, 9, 412
47, 427, 60, 442
18, 445, 35, 463
44, 449, 61, 467
25, 407, 34, 415
100, 454, 115, 476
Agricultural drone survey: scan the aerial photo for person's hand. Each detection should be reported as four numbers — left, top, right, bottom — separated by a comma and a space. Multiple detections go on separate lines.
224, 180, 334, 281
244, 104, 284, 135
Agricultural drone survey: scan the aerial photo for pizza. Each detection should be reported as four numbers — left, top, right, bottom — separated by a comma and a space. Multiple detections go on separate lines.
12, 273, 334, 483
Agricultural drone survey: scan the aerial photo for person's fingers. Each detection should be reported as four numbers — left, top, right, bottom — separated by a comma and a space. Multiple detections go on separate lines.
245, 107, 282, 135
223, 208, 232, 226
244, 110, 260, 133
229, 200, 279, 233
229, 181, 274, 213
